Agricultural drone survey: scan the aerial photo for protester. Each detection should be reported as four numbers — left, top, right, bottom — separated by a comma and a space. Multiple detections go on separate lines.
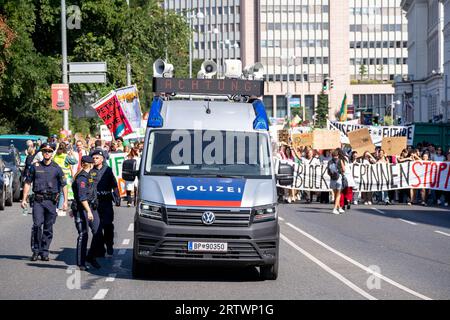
302, 148, 320, 203
327, 149, 345, 215
361, 151, 377, 205
71, 140, 89, 177
53, 144, 78, 216
116, 137, 124, 152
123, 148, 140, 207
338, 148, 353, 210
376, 149, 391, 205
420, 152, 431, 206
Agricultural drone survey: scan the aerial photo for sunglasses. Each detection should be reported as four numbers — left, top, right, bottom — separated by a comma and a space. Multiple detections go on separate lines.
42, 150, 53, 154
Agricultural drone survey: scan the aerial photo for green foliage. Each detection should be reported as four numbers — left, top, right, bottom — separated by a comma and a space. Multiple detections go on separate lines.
359, 65, 367, 80
0, 0, 190, 135
315, 92, 329, 128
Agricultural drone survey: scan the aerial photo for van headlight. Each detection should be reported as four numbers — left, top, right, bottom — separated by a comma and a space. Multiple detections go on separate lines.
138, 201, 163, 221
252, 204, 277, 223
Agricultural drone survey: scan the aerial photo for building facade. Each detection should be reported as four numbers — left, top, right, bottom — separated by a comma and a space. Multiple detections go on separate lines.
395, 0, 448, 123
165, 0, 408, 121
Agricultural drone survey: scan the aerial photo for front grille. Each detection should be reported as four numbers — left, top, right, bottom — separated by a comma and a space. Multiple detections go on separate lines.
152, 240, 261, 260
166, 207, 251, 227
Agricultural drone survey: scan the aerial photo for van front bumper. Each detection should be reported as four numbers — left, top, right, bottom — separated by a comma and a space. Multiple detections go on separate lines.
134, 215, 279, 267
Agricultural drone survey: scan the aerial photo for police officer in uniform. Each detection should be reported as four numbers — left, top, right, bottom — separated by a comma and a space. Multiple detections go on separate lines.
71, 156, 101, 270
90, 150, 120, 257
21, 143, 68, 261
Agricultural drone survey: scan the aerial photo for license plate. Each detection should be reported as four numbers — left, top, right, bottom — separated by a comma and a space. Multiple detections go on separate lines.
188, 241, 228, 253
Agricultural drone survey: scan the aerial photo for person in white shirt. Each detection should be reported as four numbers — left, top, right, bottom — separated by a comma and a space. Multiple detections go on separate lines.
71, 140, 89, 177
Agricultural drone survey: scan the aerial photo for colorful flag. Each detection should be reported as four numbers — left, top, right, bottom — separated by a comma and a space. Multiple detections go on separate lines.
339, 93, 348, 122
115, 85, 142, 131
92, 91, 133, 139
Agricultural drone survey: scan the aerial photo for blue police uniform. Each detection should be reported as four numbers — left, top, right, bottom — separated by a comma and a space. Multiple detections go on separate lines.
72, 170, 100, 268
90, 164, 119, 257
26, 160, 66, 258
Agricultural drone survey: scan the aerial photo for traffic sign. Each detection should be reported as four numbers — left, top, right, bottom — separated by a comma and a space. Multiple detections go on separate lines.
51, 84, 70, 110
69, 62, 107, 73
69, 73, 107, 84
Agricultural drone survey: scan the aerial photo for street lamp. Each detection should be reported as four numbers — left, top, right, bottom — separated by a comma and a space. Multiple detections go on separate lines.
391, 100, 401, 124
286, 56, 296, 120
188, 6, 204, 79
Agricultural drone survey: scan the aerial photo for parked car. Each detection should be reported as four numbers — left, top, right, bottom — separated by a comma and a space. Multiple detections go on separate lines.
0, 146, 22, 203
0, 158, 13, 210
0, 134, 48, 165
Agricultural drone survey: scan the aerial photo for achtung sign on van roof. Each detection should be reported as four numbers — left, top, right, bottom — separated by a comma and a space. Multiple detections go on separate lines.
153, 78, 264, 97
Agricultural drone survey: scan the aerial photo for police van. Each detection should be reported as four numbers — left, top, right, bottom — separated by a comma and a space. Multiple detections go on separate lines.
129, 59, 293, 280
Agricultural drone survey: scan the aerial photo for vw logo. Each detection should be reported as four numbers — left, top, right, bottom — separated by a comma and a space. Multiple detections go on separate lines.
202, 211, 215, 225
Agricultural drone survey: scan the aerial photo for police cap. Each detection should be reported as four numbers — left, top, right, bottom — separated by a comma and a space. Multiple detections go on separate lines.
91, 149, 105, 157
40, 143, 54, 152
81, 155, 94, 163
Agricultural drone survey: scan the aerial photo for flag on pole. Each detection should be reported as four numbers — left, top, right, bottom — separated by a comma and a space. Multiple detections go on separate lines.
339, 93, 348, 122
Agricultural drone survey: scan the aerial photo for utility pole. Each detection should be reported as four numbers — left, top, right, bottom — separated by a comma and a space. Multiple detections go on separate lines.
61, 0, 69, 132
126, 0, 131, 86
445, 74, 448, 123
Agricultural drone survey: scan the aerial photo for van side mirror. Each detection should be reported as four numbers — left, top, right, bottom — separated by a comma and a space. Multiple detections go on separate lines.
276, 163, 294, 186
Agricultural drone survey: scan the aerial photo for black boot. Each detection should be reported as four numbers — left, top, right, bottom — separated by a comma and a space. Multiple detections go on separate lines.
30, 253, 39, 261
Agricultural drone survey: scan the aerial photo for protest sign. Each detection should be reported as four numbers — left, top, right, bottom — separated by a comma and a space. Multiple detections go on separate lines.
327, 120, 415, 146
115, 85, 142, 131
348, 128, 375, 155
312, 129, 340, 150
92, 91, 133, 139
275, 159, 450, 192
292, 133, 313, 148
107, 152, 127, 197
382, 137, 407, 156
100, 125, 113, 142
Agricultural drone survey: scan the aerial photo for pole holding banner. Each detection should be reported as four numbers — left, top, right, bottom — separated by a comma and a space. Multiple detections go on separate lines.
61, 0, 69, 132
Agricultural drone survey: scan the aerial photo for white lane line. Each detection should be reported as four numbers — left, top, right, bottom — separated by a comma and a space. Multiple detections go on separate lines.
434, 230, 450, 237
118, 249, 126, 255
122, 239, 130, 245
398, 219, 417, 226
93, 289, 109, 300
281, 234, 377, 300
113, 260, 122, 268
105, 273, 117, 282
279, 217, 285, 221
371, 208, 385, 215
128, 223, 134, 232
285, 222, 432, 300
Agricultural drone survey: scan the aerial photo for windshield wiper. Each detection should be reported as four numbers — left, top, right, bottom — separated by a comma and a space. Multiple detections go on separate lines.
195, 174, 245, 179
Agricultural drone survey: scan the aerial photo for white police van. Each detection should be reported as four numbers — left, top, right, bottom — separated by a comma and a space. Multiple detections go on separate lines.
130, 60, 293, 280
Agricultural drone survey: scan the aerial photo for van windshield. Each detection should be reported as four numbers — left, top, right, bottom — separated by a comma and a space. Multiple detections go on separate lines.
145, 130, 272, 179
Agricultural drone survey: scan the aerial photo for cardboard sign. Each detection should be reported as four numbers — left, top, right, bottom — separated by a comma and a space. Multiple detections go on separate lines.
348, 128, 375, 155
292, 133, 313, 148
100, 125, 113, 142
312, 129, 341, 150
381, 136, 407, 156
278, 130, 289, 144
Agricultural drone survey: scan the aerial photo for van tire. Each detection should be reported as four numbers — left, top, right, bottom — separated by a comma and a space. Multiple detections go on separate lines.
5, 188, 13, 206
0, 186, 5, 211
260, 258, 279, 280
13, 182, 21, 202
132, 256, 146, 279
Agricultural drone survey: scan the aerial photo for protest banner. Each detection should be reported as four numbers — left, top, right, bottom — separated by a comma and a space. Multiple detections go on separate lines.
100, 124, 113, 142
115, 85, 142, 131
312, 129, 340, 150
292, 133, 313, 148
92, 91, 133, 139
382, 136, 407, 156
107, 152, 127, 197
348, 128, 375, 155
275, 159, 450, 192
327, 120, 415, 146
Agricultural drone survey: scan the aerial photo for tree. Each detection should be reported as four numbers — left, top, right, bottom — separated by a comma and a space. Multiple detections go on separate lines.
0, 0, 190, 135
315, 91, 329, 128
359, 64, 367, 80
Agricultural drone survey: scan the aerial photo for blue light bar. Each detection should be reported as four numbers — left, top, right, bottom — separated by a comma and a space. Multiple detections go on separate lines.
252, 100, 269, 130
147, 97, 164, 128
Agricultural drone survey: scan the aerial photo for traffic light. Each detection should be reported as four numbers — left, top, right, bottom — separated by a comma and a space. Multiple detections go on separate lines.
329, 79, 334, 89
322, 78, 329, 91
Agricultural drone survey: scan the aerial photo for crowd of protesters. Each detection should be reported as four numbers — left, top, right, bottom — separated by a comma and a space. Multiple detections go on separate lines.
276, 141, 450, 214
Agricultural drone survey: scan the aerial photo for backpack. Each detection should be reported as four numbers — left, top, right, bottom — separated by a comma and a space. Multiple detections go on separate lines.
327, 160, 340, 181
122, 159, 137, 181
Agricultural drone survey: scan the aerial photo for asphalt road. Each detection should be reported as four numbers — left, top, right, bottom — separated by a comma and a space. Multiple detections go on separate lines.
0, 201, 449, 300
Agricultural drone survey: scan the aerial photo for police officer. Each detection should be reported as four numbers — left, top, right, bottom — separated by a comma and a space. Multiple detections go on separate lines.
71, 156, 101, 270
21, 143, 68, 261
90, 150, 120, 258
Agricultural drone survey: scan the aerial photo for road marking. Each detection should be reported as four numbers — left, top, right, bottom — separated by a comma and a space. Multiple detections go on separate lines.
122, 239, 130, 245
279, 217, 285, 221
93, 289, 109, 300
434, 230, 450, 237
118, 249, 126, 255
371, 208, 385, 215
398, 219, 417, 226
113, 260, 122, 268
106, 273, 117, 282
128, 223, 134, 232
285, 222, 432, 300
281, 234, 377, 300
